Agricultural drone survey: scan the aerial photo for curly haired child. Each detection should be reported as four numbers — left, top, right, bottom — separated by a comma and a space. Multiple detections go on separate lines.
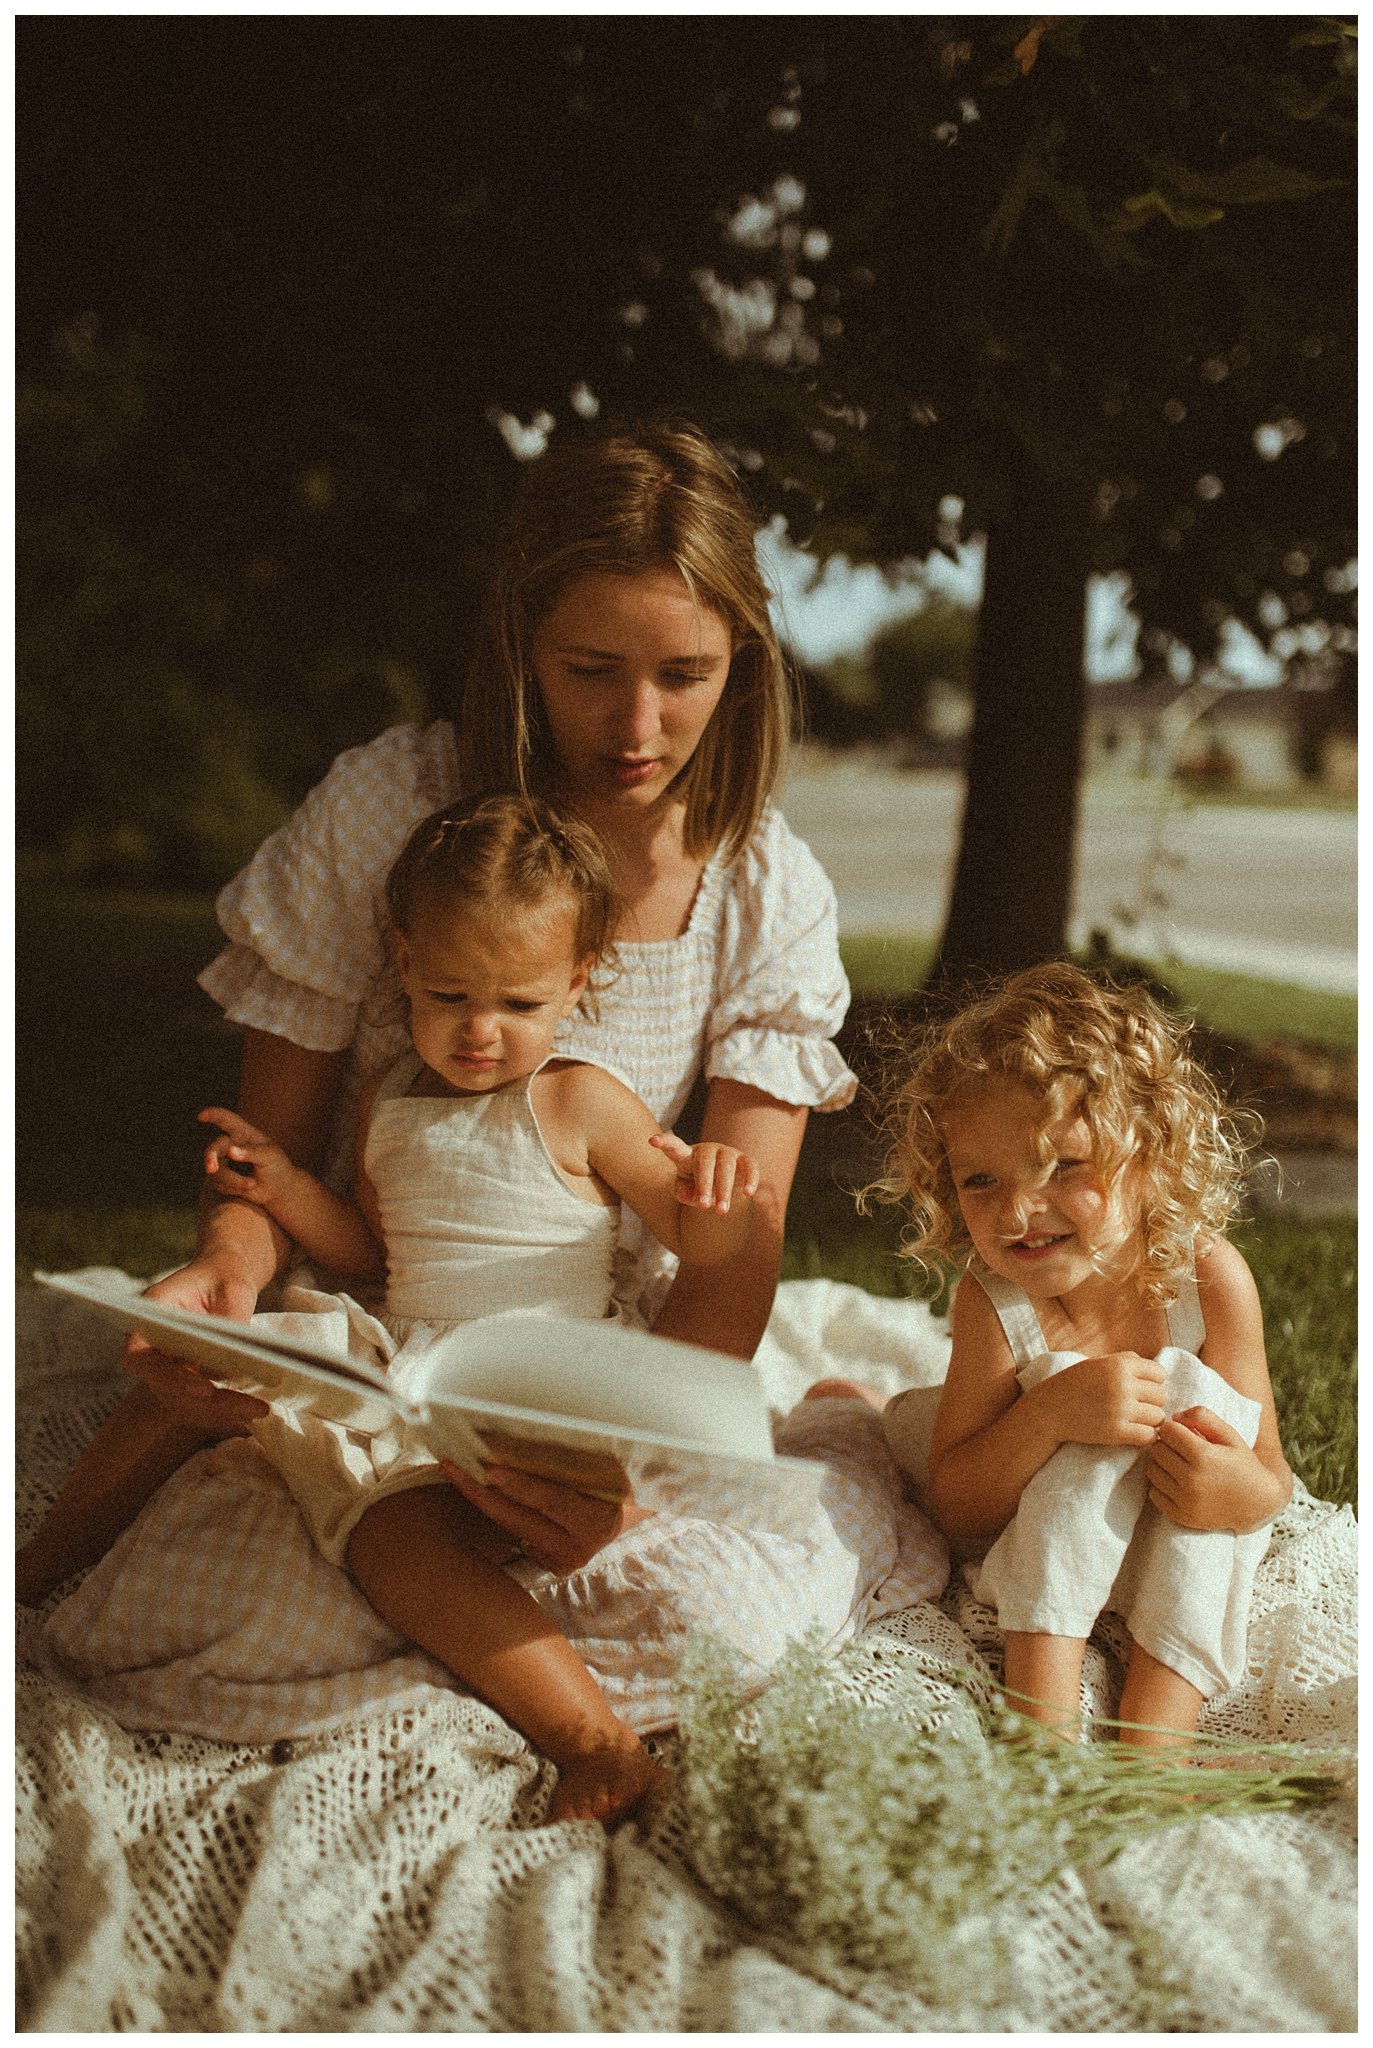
827, 962, 1291, 1748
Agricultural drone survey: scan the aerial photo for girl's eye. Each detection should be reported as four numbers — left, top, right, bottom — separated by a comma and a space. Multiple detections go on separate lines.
429, 993, 467, 1007
1055, 1158, 1088, 1175
506, 1000, 541, 1015
662, 668, 714, 688
959, 1173, 994, 1191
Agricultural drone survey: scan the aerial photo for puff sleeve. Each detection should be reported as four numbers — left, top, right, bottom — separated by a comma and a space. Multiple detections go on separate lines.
198, 723, 460, 1052
705, 806, 857, 1111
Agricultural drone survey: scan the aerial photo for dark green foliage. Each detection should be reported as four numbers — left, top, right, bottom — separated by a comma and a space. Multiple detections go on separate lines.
17, 17, 1356, 909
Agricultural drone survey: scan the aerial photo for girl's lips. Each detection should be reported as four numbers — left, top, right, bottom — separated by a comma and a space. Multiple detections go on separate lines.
1007, 1233, 1071, 1261
603, 756, 660, 786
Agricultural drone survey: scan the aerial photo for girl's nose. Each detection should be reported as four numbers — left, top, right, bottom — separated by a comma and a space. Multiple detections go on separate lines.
612, 679, 662, 748
463, 1009, 500, 1046
1001, 1182, 1045, 1234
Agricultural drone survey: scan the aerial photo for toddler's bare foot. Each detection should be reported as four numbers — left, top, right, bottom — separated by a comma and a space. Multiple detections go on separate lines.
547, 1739, 669, 1827
804, 1378, 886, 1409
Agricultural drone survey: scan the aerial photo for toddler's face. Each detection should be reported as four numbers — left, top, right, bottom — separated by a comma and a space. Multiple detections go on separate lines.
396, 896, 590, 1096
941, 1080, 1139, 1298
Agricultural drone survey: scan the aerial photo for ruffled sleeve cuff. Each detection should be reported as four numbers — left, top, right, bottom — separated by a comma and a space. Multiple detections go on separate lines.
705, 803, 857, 1112
198, 945, 360, 1055
706, 1024, 857, 1112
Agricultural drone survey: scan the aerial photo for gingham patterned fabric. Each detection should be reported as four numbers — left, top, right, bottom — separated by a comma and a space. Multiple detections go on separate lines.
35, 1386, 949, 1743
198, 719, 856, 1146
199, 720, 857, 1320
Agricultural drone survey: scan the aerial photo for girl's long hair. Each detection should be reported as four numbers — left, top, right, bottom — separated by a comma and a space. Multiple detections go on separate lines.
458, 420, 796, 862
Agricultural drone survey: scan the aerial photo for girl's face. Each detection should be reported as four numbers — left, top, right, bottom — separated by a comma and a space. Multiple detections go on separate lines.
941, 1080, 1140, 1298
396, 896, 590, 1096
530, 566, 733, 814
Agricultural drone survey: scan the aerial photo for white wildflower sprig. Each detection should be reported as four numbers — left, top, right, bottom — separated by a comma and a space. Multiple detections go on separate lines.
673, 1630, 1348, 1978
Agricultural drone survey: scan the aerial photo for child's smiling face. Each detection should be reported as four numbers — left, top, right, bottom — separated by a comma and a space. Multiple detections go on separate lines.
941, 1079, 1140, 1297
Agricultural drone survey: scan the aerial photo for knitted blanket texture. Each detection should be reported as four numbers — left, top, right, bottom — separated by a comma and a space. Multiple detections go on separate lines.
16, 1277, 1356, 2032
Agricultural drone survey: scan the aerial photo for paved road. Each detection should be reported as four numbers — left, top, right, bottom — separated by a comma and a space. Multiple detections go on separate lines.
781, 758, 1357, 994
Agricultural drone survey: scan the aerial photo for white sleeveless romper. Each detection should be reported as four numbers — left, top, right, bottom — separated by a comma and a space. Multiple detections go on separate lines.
966, 1256, 1272, 1697
247, 1052, 622, 1564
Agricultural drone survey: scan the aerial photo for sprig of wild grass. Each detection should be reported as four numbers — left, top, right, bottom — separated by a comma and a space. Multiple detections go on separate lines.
674, 1630, 1349, 1982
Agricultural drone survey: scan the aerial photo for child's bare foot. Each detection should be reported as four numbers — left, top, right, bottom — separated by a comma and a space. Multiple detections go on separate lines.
804, 1378, 885, 1409
547, 1738, 669, 1827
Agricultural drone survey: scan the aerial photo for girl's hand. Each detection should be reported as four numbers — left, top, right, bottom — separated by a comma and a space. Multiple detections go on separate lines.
198, 1105, 299, 1206
437, 1461, 652, 1574
649, 1131, 761, 1213
1044, 1350, 1168, 1449
1148, 1406, 1288, 1533
120, 1255, 270, 1432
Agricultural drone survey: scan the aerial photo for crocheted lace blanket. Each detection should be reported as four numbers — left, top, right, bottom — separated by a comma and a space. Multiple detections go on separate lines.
16, 1278, 1356, 2032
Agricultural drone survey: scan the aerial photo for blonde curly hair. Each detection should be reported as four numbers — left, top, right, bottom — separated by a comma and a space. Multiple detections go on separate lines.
865, 962, 1257, 1301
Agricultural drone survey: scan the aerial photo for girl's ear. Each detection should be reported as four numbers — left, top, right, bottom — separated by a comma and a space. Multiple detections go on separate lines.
561, 957, 594, 1014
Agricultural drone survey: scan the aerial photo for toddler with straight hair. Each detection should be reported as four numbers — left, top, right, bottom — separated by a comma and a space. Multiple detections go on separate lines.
48, 793, 764, 1823
867, 962, 1291, 1747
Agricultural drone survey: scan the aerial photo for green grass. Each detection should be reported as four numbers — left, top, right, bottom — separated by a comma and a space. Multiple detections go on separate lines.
1232, 1213, 1358, 1512
18, 1205, 201, 1287
839, 933, 1357, 1050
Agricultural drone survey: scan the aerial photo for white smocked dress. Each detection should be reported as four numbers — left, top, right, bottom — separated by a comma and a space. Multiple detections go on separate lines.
38, 724, 950, 1741
963, 1256, 1272, 1697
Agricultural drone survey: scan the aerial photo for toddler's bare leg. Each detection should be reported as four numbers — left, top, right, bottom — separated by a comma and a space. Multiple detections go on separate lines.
346, 1484, 664, 1825
803, 1379, 886, 1408
1117, 1641, 1204, 1753
1002, 1631, 1087, 1740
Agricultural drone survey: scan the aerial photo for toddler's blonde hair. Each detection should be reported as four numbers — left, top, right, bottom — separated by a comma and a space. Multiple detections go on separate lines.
866, 962, 1256, 1301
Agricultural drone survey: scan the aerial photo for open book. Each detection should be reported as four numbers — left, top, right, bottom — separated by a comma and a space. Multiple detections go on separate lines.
36, 1272, 826, 1538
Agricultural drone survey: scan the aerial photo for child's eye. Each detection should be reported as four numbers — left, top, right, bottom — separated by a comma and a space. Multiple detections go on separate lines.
959, 1173, 994, 1191
662, 668, 715, 689
429, 991, 467, 1006
1055, 1157, 1089, 1175
506, 999, 543, 1014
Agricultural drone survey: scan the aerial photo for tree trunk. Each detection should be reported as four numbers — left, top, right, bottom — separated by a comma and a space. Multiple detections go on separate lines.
931, 471, 1093, 990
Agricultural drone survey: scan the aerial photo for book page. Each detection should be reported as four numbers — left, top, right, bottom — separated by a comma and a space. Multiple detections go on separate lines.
35, 1275, 825, 1535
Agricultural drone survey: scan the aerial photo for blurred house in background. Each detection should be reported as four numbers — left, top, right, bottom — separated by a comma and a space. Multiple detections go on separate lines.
801, 649, 1356, 796
1085, 668, 1357, 795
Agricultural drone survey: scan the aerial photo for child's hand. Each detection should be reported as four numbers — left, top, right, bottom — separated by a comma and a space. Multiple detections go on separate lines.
198, 1106, 298, 1207
1045, 1350, 1168, 1449
1148, 1406, 1287, 1532
649, 1131, 761, 1214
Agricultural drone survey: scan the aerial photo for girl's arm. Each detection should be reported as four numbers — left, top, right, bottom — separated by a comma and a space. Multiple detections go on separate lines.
18, 1029, 350, 1600
199, 1104, 384, 1281
541, 1065, 762, 1268
650, 1081, 807, 1358
927, 1275, 1168, 1548
1147, 1236, 1292, 1532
